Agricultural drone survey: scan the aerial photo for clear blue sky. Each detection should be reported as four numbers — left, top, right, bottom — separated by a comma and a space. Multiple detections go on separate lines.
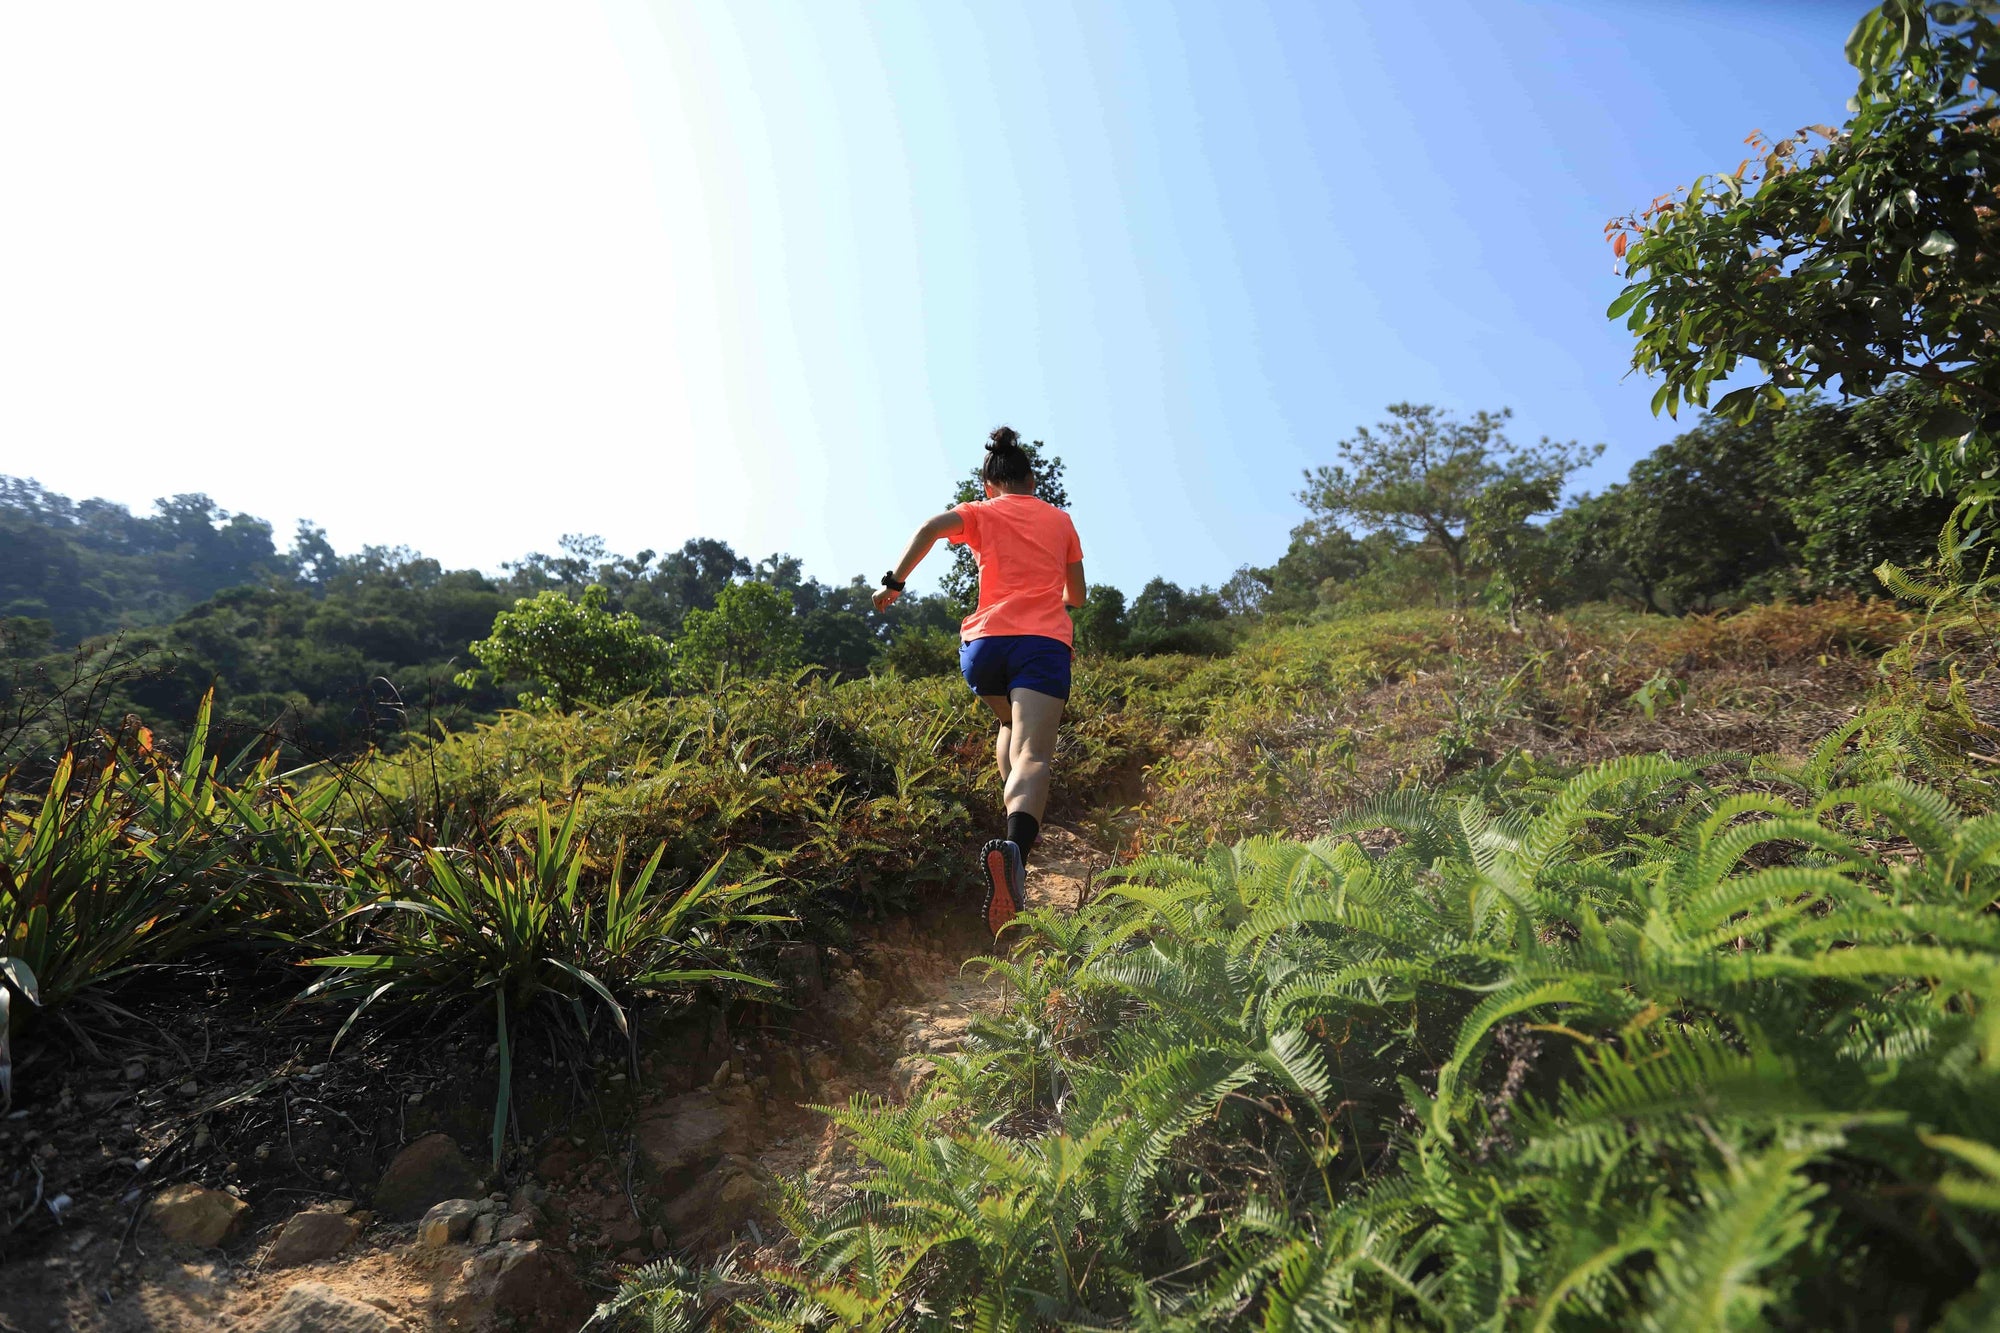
0, 1, 1864, 598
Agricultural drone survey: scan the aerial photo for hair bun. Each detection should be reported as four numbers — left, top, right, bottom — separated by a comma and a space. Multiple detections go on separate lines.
979, 424, 1034, 486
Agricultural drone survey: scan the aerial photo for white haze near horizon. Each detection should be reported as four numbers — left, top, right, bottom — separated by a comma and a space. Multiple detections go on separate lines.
1, 4, 732, 579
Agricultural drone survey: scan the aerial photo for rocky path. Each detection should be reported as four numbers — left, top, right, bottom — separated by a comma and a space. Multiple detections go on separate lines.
0, 827, 1108, 1333
746, 826, 1106, 1220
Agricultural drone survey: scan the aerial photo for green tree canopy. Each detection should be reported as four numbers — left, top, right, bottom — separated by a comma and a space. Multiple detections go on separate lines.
1125, 577, 1230, 656
1299, 404, 1600, 582
1557, 415, 1798, 614
1773, 383, 1960, 589
671, 580, 804, 686
1252, 522, 1383, 616
459, 585, 668, 710
1072, 584, 1130, 657
1546, 386, 1953, 613
507, 534, 750, 634
0, 479, 295, 645
1610, 0, 2000, 510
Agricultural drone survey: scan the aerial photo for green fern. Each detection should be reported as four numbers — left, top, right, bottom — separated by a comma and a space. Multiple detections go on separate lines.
605, 748, 2000, 1330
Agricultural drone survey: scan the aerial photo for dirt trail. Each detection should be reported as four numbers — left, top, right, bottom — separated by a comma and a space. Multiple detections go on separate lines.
748, 826, 1107, 1215
0, 827, 1110, 1333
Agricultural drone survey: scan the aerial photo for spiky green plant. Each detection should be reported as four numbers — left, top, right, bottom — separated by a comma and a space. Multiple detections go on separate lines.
301, 802, 786, 1165
0, 698, 258, 1106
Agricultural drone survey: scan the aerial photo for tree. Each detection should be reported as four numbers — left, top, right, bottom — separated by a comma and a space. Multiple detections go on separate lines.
1542, 388, 1955, 613
1559, 415, 1798, 613
1299, 405, 1600, 586
1072, 584, 1130, 657
1467, 476, 1575, 625
458, 585, 668, 710
0, 477, 294, 645
671, 580, 803, 686
878, 626, 961, 679
504, 536, 751, 636
1252, 521, 1381, 616
1609, 0, 2000, 513
1217, 566, 1268, 619
941, 439, 1070, 614
503, 533, 610, 593
1125, 578, 1230, 656
0, 618, 52, 660
289, 522, 339, 592
1771, 384, 1959, 590
641, 539, 750, 631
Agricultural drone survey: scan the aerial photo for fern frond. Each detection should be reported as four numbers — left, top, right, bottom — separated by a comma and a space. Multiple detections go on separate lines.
1637, 1147, 1823, 1333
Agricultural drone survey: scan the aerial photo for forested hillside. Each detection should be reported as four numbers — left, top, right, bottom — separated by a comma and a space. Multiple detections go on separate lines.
0, 374, 1956, 772
6, 4, 2000, 1331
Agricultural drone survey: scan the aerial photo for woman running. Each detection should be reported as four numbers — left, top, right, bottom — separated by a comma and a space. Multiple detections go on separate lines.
873, 426, 1086, 934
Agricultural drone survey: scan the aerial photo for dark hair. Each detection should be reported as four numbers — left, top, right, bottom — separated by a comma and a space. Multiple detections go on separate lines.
982, 425, 1034, 488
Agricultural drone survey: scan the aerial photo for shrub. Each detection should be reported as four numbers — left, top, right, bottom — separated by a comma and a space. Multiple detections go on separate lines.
1661, 594, 1912, 668
302, 803, 782, 1165
342, 676, 1002, 926
671, 580, 804, 686
460, 585, 669, 710
877, 626, 961, 680
1, 753, 212, 1108
0, 700, 271, 1104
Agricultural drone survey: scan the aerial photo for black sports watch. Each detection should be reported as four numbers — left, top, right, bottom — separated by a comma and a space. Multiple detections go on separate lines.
881, 571, 906, 592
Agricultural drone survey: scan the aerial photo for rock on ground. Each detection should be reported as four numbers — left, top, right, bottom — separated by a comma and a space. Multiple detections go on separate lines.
266, 1208, 364, 1267
635, 1087, 758, 1187
417, 1197, 484, 1247
147, 1184, 248, 1247
822, 968, 879, 1043
890, 1054, 936, 1098
660, 1154, 769, 1251
372, 1132, 482, 1221
258, 1280, 409, 1332
442, 1239, 590, 1332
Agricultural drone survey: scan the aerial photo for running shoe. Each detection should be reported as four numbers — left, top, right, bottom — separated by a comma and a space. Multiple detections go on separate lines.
981, 838, 1026, 935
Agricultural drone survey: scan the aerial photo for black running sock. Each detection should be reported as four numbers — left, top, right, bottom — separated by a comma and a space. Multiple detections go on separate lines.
1006, 811, 1040, 861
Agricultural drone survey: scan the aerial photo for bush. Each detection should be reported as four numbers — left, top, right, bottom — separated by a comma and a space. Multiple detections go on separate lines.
0, 697, 324, 1103
302, 804, 781, 1165
341, 676, 1001, 926
0, 751, 221, 1090
0, 704, 290, 1004
877, 626, 961, 680
1661, 594, 1912, 668
461, 585, 668, 710
671, 580, 804, 686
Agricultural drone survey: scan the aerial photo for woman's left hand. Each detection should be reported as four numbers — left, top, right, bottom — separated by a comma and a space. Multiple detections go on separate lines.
872, 588, 901, 613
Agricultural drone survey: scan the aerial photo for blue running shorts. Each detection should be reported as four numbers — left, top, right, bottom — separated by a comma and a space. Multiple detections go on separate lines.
959, 634, 1073, 701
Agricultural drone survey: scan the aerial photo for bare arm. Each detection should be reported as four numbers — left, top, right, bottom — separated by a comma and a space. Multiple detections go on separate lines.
1065, 560, 1086, 608
873, 511, 964, 612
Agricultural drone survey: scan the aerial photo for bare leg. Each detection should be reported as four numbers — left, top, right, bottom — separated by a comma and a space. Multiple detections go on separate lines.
1002, 687, 1065, 821
981, 695, 1013, 790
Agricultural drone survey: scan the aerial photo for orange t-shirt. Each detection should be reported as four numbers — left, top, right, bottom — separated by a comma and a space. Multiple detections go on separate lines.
949, 494, 1082, 646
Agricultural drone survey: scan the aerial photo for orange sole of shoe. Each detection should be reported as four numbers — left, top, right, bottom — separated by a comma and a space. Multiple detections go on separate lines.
984, 845, 1017, 935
